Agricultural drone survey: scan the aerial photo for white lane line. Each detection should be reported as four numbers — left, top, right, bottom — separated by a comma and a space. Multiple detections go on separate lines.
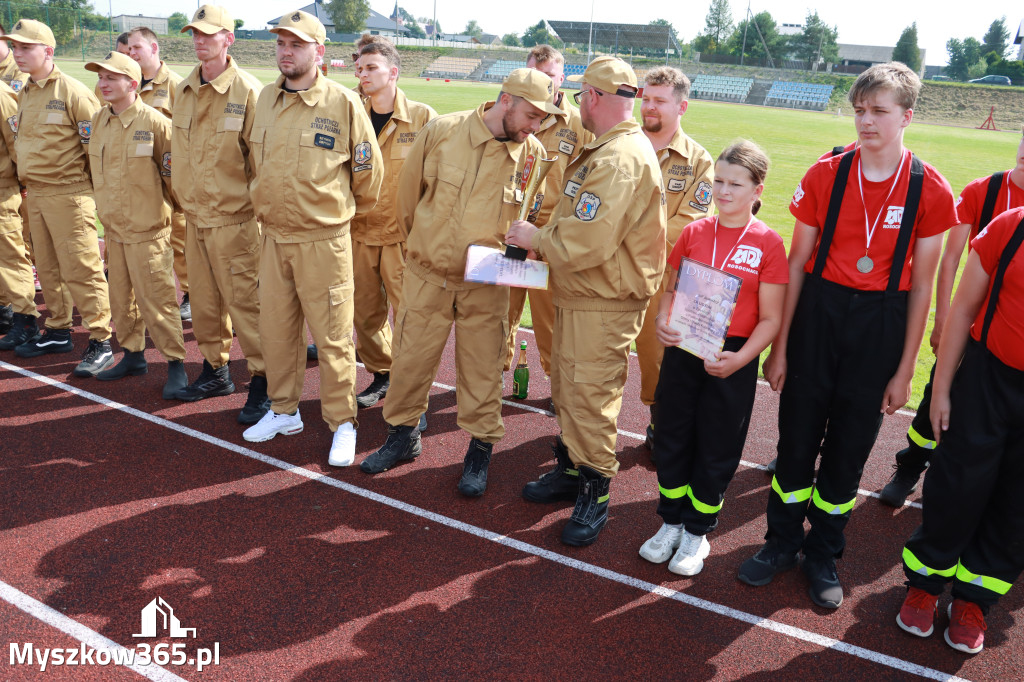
0, 581, 187, 681
1, 361, 954, 681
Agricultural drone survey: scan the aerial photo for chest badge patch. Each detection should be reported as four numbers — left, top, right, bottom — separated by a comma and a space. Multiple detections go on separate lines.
575, 192, 601, 221
667, 178, 686, 193
314, 133, 335, 150
558, 140, 575, 155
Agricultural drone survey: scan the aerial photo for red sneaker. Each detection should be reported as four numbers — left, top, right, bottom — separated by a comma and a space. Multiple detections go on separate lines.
897, 586, 938, 637
945, 599, 986, 654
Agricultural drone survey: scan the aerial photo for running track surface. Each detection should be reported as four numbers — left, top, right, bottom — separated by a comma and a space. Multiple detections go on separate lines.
1, 305, 1020, 680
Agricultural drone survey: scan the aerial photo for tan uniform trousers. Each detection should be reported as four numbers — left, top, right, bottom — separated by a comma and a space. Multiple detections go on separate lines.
105, 236, 185, 361
351, 239, 405, 375
19, 192, 32, 261
552, 307, 644, 478
259, 234, 354, 430
633, 277, 669, 405
27, 192, 111, 340
0, 186, 35, 315
504, 285, 554, 374
185, 218, 264, 376
170, 210, 188, 294
383, 267, 509, 443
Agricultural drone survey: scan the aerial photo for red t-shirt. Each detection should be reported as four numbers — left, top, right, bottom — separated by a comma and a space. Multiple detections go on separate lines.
969, 206, 1024, 370
956, 172, 1024, 246
789, 149, 959, 290
668, 217, 788, 338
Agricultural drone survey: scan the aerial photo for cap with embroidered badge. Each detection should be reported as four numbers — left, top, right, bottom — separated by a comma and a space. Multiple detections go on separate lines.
181, 4, 234, 35
85, 51, 142, 84
567, 55, 638, 97
4, 19, 56, 49
501, 68, 561, 116
270, 10, 326, 45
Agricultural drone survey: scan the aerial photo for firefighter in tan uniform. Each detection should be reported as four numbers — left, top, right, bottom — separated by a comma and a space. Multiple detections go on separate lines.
508, 56, 667, 546
0, 80, 36, 348
125, 26, 190, 322
349, 39, 436, 414
84, 52, 186, 397
241, 11, 383, 467
171, 5, 268, 425
503, 45, 592, 384
359, 69, 557, 498
635, 66, 715, 451
0, 25, 28, 93
7, 19, 116, 378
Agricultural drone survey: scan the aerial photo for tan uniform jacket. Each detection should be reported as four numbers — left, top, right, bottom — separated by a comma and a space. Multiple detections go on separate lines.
0, 81, 18, 189
350, 87, 436, 245
14, 64, 99, 194
532, 91, 592, 228
396, 102, 545, 290
531, 119, 666, 311
659, 127, 715, 246
89, 97, 172, 243
171, 56, 260, 227
139, 62, 182, 119
250, 72, 383, 241
0, 50, 27, 94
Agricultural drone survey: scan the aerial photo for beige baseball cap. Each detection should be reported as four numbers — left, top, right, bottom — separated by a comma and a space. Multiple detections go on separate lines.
5, 19, 56, 49
568, 56, 638, 97
502, 68, 561, 116
181, 5, 234, 35
85, 51, 141, 84
270, 10, 326, 45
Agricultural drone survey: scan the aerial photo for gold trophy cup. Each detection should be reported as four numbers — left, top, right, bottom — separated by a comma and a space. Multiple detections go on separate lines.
505, 147, 558, 260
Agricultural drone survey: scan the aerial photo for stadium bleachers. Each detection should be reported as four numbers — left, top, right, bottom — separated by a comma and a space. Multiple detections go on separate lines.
691, 75, 754, 102
764, 81, 834, 110
483, 59, 526, 81
422, 56, 481, 78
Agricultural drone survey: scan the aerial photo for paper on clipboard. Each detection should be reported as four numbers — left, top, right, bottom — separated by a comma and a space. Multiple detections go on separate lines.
464, 245, 549, 289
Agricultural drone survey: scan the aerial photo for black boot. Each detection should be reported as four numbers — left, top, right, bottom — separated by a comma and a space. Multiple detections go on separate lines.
0, 304, 11, 334
96, 350, 148, 381
356, 371, 390, 408
238, 375, 272, 424
561, 465, 611, 547
163, 360, 187, 399
522, 435, 579, 503
879, 446, 929, 507
644, 404, 655, 450
360, 424, 421, 474
0, 313, 38, 351
175, 359, 235, 401
458, 438, 493, 497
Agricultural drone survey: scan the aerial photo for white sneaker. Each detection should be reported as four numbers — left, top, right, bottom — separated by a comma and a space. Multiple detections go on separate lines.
639, 523, 684, 564
243, 409, 303, 442
668, 530, 711, 576
328, 422, 357, 467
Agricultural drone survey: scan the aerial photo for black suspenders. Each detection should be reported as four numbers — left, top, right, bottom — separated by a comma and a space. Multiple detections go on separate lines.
979, 215, 1024, 347
977, 171, 1006, 235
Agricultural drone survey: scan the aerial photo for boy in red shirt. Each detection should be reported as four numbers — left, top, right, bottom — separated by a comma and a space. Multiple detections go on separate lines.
738, 63, 959, 608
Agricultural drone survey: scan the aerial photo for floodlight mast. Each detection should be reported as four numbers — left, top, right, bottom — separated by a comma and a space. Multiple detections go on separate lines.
587, 0, 594, 61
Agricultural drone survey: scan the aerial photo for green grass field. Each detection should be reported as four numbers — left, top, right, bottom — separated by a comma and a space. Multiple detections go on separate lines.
62, 60, 1019, 409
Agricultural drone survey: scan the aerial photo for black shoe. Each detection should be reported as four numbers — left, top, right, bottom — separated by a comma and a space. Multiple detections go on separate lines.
360, 424, 421, 474
766, 457, 777, 474
523, 435, 579, 503
15, 327, 73, 357
879, 447, 928, 507
561, 465, 611, 546
804, 556, 843, 608
0, 313, 39, 351
0, 304, 11, 334
458, 439, 493, 497
179, 293, 191, 322
738, 540, 799, 586
72, 339, 116, 377
418, 412, 428, 432
356, 371, 390, 408
96, 350, 147, 380
163, 360, 187, 399
175, 359, 235, 401
644, 404, 655, 450
306, 344, 318, 361
238, 375, 271, 424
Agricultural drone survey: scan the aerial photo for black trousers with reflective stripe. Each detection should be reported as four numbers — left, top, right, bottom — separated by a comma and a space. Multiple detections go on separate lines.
904, 341, 1024, 611
900, 363, 936, 470
767, 277, 906, 559
652, 338, 757, 535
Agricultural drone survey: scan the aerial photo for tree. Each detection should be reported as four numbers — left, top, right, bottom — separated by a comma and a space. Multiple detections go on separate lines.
399, 8, 426, 39
464, 20, 483, 38
168, 12, 189, 34
946, 36, 984, 80
521, 21, 562, 49
326, 0, 371, 34
702, 0, 733, 45
725, 11, 784, 63
234, 19, 244, 31
21, 0, 96, 46
648, 18, 679, 44
502, 33, 521, 47
787, 10, 838, 64
982, 17, 1011, 58
891, 23, 921, 72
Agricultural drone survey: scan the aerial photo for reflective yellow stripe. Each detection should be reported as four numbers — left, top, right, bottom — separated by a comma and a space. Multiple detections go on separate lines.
956, 561, 1012, 595
811, 488, 856, 515
771, 476, 812, 504
658, 484, 688, 499
565, 468, 579, 477
597, 494, 610, 504
908, 424, 937, 450
902, 547, 956, 578
687, 487, 723, 514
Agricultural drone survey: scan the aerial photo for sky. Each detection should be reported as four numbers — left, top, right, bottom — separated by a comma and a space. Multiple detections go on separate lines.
104, 0, 1021, 66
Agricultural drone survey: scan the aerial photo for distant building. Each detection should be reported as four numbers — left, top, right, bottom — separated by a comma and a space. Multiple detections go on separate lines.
112, 14, 168, 35
266, 1, 410, 37
1015, 19, 1024, 60
838, 43, 926, 76
778, 23, 803, 37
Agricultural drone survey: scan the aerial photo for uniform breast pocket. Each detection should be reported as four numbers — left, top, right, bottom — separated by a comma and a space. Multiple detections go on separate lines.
38, 110, 67, 126
499, 185, 521, 240
172, 114, 191, 156
127, 144, 158, 191
249, 127, 266, 169
298, 130, 344, 188
426, 161, 465, 226
88, 145, 104, 189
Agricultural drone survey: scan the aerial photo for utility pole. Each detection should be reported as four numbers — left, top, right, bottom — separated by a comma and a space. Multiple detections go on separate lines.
740, 1, 750, 65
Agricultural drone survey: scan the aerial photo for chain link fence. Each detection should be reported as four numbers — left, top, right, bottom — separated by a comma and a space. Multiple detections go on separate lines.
1, 1, 118, 60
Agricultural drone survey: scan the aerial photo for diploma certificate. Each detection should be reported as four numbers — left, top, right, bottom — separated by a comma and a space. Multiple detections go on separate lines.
464, 245, 549, 289
669, 258, 742, 362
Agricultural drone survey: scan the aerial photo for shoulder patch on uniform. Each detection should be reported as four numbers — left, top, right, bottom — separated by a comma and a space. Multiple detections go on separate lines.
10, 80, 21, 92
792, 181, 804, 206
354, 141, 372, 164
688, 201, 709, 213
314, 133, 335, 150
77, 120, 91, 142
955, 195, 963, 207
7, 115, 17, 134
161, 152, 172, 176
693, 181, 712, 206
575, 192, 601, 221
558, 140, 575, 155
667, 178, 686, 193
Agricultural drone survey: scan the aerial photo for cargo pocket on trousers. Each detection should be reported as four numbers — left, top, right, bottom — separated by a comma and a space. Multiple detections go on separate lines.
149, 246, 173, 283
572, 360, 623, 417
229, 250, 259, 306
328, 281, 354, 342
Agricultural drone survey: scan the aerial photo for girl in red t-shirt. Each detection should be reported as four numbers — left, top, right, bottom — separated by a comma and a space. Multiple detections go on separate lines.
639, 140, 788, 576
